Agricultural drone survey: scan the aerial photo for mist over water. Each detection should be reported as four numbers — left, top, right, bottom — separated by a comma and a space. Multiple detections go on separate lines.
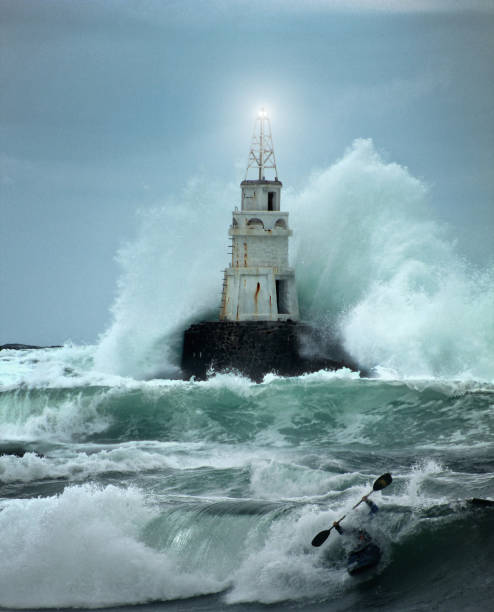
94, 139, 494, 382
94, 178, 236, 379
290, 139, 494, 380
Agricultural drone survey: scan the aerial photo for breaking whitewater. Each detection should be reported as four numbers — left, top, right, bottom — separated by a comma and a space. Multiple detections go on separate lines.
1, 140, 493, 611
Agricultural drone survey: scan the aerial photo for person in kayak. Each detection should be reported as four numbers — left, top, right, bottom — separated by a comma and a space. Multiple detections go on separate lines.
333, 495, 378, 533
332, 496, 381, 575
333, 496, 378, 537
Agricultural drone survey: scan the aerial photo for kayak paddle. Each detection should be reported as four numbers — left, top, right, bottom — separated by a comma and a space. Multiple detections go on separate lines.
352, 472, 392, 509
311, 472, 392, 547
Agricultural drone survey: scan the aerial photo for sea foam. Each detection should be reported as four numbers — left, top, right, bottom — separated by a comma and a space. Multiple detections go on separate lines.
92, 139, 494, 381
93, 178, 236, 379
290, 139, 494, 380
0, 484, 223, 609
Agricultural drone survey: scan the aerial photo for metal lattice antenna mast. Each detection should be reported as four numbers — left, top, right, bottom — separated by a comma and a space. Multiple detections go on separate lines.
245, 108, 278, 180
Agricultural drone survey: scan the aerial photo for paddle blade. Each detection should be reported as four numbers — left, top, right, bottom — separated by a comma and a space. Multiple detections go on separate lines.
312, 529, 331, 547
373, 473, 392, 491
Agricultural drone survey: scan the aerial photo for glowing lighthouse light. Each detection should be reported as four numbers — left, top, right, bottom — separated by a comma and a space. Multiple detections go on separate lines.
220, 110, 299, 322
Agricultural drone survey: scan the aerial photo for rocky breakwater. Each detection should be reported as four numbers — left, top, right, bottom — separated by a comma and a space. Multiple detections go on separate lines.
181, 321, 364, 382
0, 343, 62, 350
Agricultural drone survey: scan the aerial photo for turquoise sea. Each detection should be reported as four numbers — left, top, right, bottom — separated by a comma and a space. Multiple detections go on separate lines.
1, 345, 493, 611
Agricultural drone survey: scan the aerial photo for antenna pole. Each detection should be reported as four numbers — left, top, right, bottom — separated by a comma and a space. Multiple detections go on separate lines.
259, 112, 263, 180
245, 108, 278, 180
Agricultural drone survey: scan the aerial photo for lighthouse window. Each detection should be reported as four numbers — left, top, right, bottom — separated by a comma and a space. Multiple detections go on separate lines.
276, 280, 289, 314
247, 218, 264, 228
268, 192, 275, 211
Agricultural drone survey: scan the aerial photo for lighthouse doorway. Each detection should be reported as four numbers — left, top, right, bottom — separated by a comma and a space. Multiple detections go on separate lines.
276, 279, 289, 314
268, 192, 275, 210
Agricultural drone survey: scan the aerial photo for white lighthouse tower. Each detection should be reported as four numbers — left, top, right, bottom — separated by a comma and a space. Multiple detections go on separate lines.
220, 109, 299, 322
181, 110, 359, 381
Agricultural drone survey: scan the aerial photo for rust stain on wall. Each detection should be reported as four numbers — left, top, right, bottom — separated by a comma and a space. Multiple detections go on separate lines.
254, 282, 261, 314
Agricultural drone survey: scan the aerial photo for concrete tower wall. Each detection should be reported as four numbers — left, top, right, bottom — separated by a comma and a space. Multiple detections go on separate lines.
231, 235, 288, 269
221, 268, 298, 322
221, 210, 299, 320
241, 181, 281, 211
219, 114, 299, 323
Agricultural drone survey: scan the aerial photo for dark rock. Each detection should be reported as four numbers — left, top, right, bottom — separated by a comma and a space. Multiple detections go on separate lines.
0, 446, 44, 458
468, 498, 494, 508
0, 343, 62, 351
181, 320, 365, 383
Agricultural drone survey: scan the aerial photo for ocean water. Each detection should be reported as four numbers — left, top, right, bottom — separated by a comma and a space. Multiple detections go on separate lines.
1, 140, 493, 611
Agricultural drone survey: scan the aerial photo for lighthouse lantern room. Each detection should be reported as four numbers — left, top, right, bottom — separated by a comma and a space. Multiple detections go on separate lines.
220, 109, 299, 322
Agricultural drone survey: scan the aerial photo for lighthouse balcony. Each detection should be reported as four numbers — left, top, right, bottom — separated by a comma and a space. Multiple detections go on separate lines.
229, 227, 292, 237
240, 179, 282, 186
230, 211, 291, 234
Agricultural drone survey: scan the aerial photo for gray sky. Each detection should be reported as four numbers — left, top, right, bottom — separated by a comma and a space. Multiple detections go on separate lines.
1, 0, 493, 345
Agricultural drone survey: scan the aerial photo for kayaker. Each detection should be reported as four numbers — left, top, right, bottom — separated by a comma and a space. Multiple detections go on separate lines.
312, 473, 391, 551
332, 496, 382, 575
332, 497, 378, 543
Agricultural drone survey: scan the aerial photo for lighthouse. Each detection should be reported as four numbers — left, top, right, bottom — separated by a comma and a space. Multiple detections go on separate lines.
181, 111, 361, 382
220, 109, 299, 322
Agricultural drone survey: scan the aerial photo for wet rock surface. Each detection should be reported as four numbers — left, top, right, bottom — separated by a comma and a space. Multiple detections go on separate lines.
0, 343, 62, 351
181, 320, 364, 382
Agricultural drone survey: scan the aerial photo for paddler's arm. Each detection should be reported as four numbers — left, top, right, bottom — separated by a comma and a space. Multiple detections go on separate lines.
362, 495, 379, 515
333, 520, 345, 535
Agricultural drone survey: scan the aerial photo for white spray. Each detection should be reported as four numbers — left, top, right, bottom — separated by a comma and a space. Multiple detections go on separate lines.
290, 139, 494, 380
94, 177, 236, 378
95, 140, 494, 381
